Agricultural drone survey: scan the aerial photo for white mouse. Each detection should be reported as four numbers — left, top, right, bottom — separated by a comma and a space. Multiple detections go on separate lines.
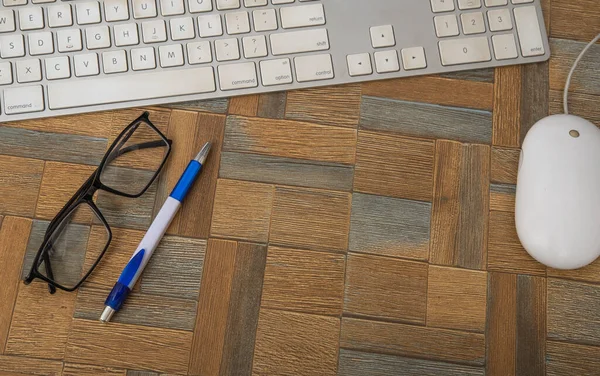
515, 114, 600, 270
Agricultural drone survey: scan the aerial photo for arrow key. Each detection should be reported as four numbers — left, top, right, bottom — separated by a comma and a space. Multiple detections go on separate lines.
370, 25, 395, 48
374, 50, 400, 73
401, 46, 427, 70
347, 53, 372, 77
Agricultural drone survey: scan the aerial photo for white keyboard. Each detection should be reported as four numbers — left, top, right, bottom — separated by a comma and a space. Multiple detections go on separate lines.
0, 0, 550, 122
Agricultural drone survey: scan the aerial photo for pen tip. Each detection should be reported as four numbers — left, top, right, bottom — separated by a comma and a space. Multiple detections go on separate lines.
194, 142, 212, 165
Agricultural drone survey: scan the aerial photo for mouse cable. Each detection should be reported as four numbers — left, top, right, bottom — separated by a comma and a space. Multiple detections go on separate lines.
563, 33, 600, 115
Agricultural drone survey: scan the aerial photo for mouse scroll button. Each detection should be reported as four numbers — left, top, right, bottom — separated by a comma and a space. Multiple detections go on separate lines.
569, 130, 580, 138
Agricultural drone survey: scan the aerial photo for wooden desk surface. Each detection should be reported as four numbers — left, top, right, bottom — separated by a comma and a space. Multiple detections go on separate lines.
0, 2, 599, 375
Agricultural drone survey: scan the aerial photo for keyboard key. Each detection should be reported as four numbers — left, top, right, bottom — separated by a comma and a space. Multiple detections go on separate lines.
492, 33, 518, 60
294, 54, 333, 82
434, 15, 459, 37
48, 66, 216, 109
198, 14, 223, 37
485, 0, 507, 5
347, 53, 372, 77
86, 25, 111, 49
48, 4, 73, 27
16, 59, 42, 83
225, 11, 250, 34
430, 0, 454, 13
512, 0, 533, 3
188, 0, 212, 12
270, 28, 329, 56
159, 44, 185, 67
4, 85, 45, 115
57, 29, 83, 52
103, 50, 128, 73
401, 47, 427, 70
218, 62, 257, 90
488, 8, 512, 31
370, 25, 395, 48
245, 0, 267, 7
215, 38, 240, 61
45, 56, 71, 79
3, 0, 27, 5
280, 4, 325, 29
74, 53, 100, 76
19, 7, 44, 30
374, 50, 400, 73
76, 2, 102, 25
217, 0, 240, 10
131, 47, 156, 70
0, 10, 16, 33
0, 34, 25, 58
104, 0, 129, 22
458, 0, 481, 9
160, 0, 185, 16
272, 0, 294, 3
461, 12, 486, 34
114, 23, 139, 46
242, 35, 268, 58
28, 32, 54, 55
260, 58, 292, 86
142, 20, 167, 43
187, 41, 212, 64
513, 6, 544, 57
170, 17, 195, 40
133, 0, 158, 18
253, 9, 277, 32
439, 36, 491, 66
0, 62, 13, 85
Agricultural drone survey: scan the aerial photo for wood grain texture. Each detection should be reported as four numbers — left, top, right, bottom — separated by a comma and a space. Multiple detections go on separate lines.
488, 211, 546, 275
167, 98, 229, 114
430, 140, 490, 270
427, 266, 487, 333
362, 76, 493, 111
210, 179, 274, 242
5, 282, 75, 359
546, 341, 600, 376
344, 253, 427, 324
548, 278, 600, 346
338, 349, 485, 376
219, 151, 354, 191
66, 319, 192, 374
0, 217, 32, 354
493, 65, 522, 147
440, 68, 495, 83
359, 96, 493, 144
520, 62, 549, 143
549, 38, 600, 96
229, 95, 259, 117
340, 318, 485, 366
550, 0, 600, 41
491, 147, 519, 184
252, 309, 340, 376
548, 258, 600, 284
261, 246, 345, 316
189, 239, 237, 376
220, 242, 267, 376
285, 84, 361, 128
10, 110, 113, 137
0, 156, 44, 217
516, 275, 546, 376
0, 355, 63, 376
490, 184, 516, 212
349, 193, 431, 261
108, 108, 171, 145
354, 131, 435, 202
224, 116, 357, 164
257, 92, 287, 119
550, 89, 600, 126
63, 363, 126, 376
486, 272, 517, 376
269, 187, 351, 252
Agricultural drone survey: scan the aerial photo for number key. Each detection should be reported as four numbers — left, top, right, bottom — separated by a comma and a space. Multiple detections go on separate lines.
458, 0, 481, 9
430, 0, 455, 13
488, 8, 512, 31
434, 14, 459, 37
461, 12, 485, 34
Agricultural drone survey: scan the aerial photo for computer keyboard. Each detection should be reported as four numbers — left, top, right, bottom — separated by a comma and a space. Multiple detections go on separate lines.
0, 0, 550, 123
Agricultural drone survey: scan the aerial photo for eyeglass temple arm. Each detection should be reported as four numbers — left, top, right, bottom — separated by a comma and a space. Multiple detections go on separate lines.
105, 139, 172, 165
39, 251, 57, 294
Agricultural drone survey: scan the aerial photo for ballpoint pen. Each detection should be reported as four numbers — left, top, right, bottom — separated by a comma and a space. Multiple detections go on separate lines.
100, 142, 212, 322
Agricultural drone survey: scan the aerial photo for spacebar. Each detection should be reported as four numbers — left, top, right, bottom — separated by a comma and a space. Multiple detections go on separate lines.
48, 67, 216, 110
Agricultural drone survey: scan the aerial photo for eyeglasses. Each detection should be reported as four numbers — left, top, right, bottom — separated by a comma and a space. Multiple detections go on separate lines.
24, 112, 172, 294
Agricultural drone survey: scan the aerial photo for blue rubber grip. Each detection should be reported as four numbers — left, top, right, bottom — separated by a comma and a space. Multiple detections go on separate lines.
170, 160, 202, 202
104, 282, 131, 311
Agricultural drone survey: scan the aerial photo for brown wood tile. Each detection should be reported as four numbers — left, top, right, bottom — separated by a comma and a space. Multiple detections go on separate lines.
493, 65, 522, 147
362, 75, 493, 111
257, 92, 287, 119
491, 147, 520, 185
0, 355, 63, 376
252, 309, 340, 376
520, 62, 549, 143
63, 363, 126, 376
340, 317, 485, 366
546, 341, 600, 375
0, 156, 44, 217
270, 187, 351, 252
550, 0, 600, 41
427, 266, 487, 333
210, 179, 274, 242
516, 275, 546, 376
285, 84, 361, 128
66, 319, 191, 374
490, 184, 516, 213
223, 116, 357, 165
0, 217, 32, 354
108, 108, 171, 145
344, 253, 427, 324
228, 95, 259, 117
548, 258, 600, 284
10, 110, 113, 138
550, 88, 600, 125
261, 246, 345, 316
486, 272, 517, 376
354, 131, 435, 202
430, 140, 490, 270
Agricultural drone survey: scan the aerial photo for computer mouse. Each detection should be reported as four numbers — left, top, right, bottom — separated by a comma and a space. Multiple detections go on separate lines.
515, 114, 600, 270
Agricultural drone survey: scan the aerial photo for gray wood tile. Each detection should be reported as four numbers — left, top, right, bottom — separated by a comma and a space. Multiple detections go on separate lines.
164, 99, 229, 114
550, 38, 600, 97
257, 92, 287, 119
439, 68, 495, 83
